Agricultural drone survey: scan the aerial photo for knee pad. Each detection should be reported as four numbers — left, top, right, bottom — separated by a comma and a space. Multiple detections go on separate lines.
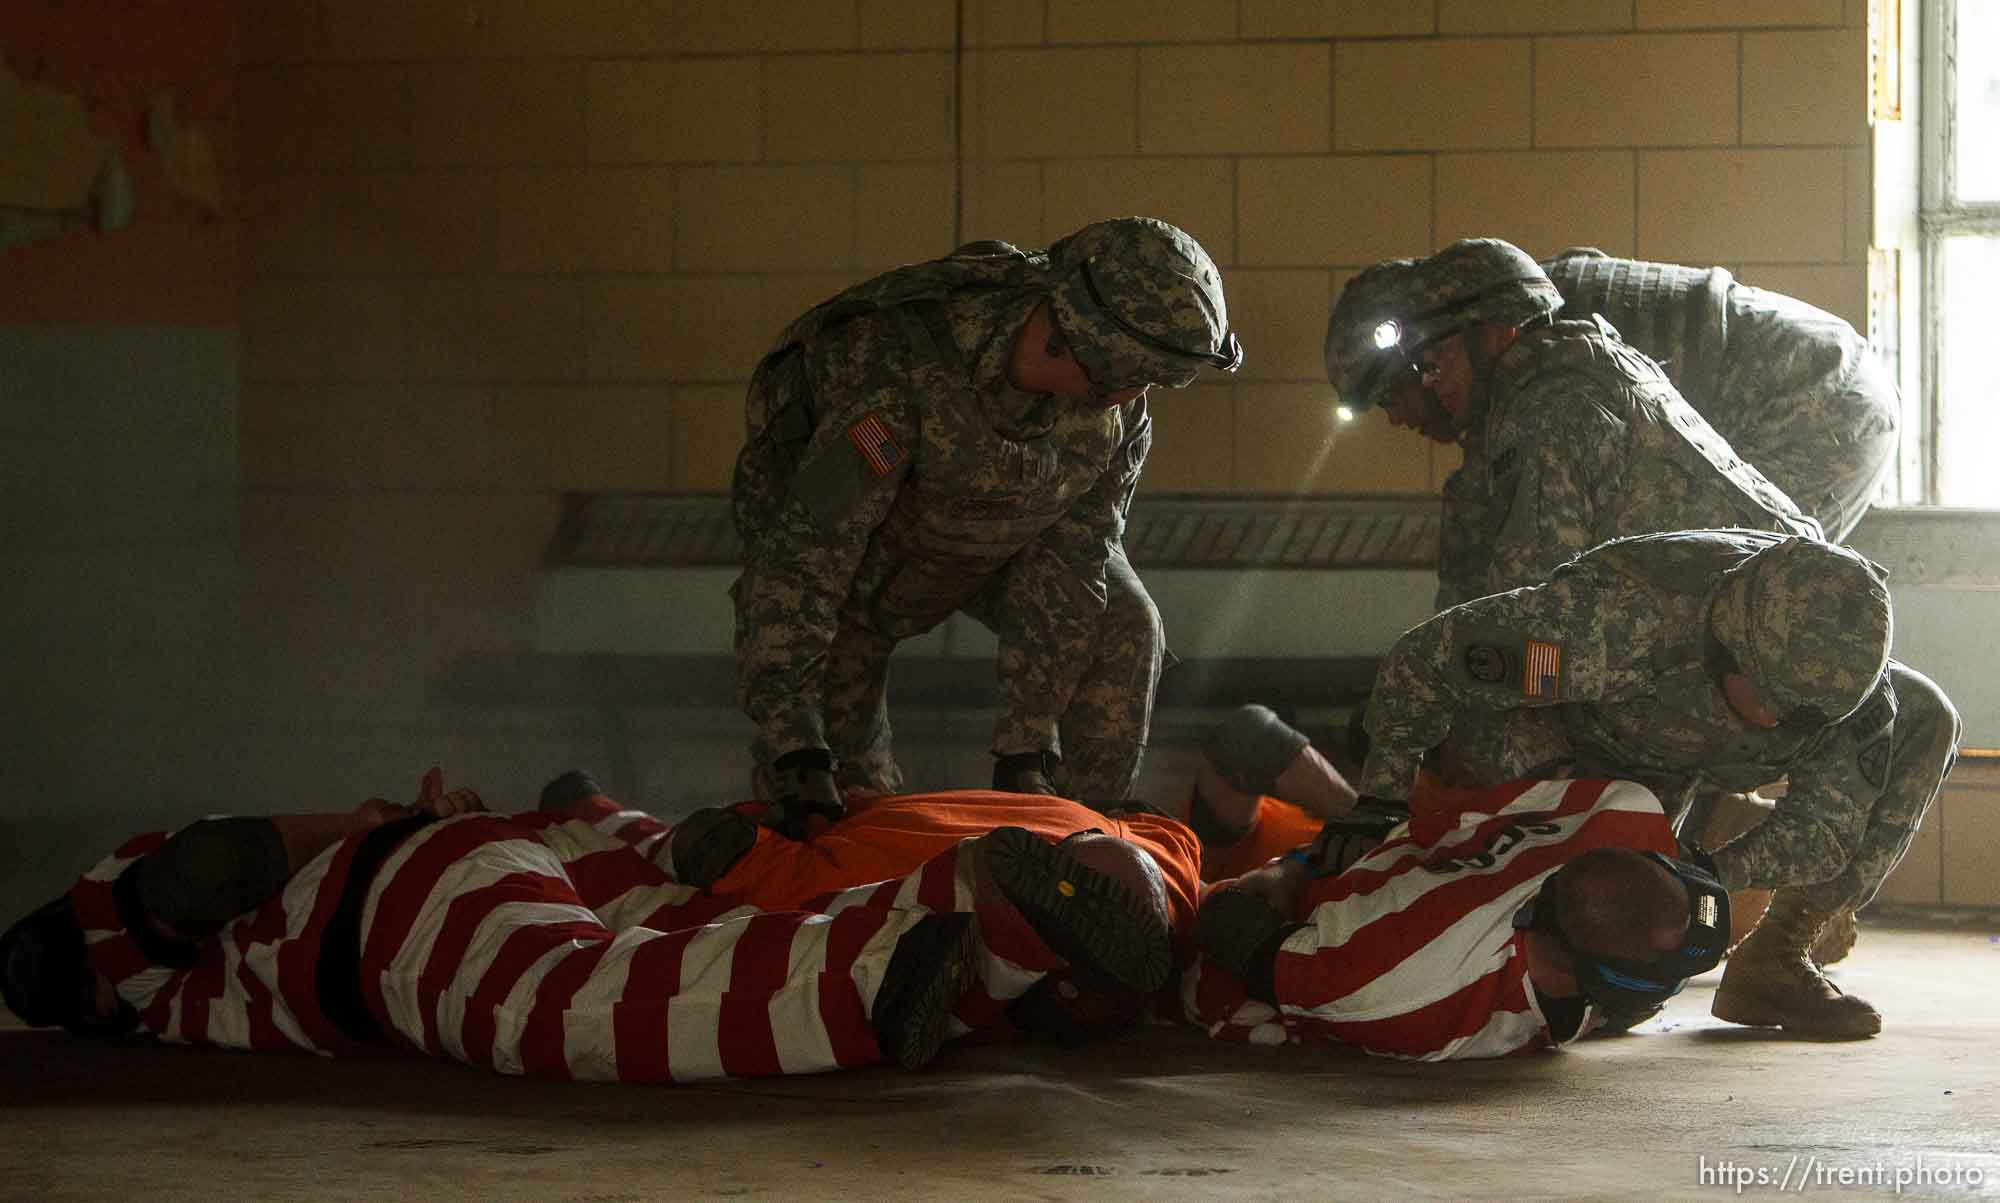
1202, 704, 1309, 796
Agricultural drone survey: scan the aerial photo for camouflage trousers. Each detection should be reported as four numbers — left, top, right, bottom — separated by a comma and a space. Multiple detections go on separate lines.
1721, 663, 1960, 913
746, 546, 1163, 801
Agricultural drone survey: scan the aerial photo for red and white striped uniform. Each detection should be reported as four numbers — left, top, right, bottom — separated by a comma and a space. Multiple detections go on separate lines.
70, 813, 1010, 1082
1183, 778, 1677, 1061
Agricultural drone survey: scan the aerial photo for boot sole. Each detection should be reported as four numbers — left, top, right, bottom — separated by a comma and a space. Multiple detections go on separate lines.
873, 913, 978, 1070
974, 826, 1173, 998
1712, 991, 1882, 1039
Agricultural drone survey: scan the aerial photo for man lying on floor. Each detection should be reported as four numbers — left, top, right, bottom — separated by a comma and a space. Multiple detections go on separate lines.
0, 770, 1180, 1083
1187, 777, 1729, 1061
543, 771, 1204, 1041
557, 770, 1725, 1061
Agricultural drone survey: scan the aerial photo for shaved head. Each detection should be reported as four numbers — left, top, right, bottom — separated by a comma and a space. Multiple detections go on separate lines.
1552, 848, 1689, 963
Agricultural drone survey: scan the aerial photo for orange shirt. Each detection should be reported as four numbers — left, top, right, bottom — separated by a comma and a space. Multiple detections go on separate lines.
1198, 796, 1326, 882
710, 789, 1204, 946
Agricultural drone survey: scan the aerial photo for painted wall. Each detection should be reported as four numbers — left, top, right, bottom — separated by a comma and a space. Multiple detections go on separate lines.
0, 1, 241, 920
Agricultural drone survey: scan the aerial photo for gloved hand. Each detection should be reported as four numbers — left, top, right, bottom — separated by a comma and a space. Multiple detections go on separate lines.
768, 748, 846, 839
993, 750, 1059, 797
1194, 884, 1302, 1005
1295, 795, 1411, 877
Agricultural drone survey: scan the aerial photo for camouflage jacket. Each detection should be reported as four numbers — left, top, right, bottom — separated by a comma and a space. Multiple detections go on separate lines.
1363, 529, 1900, 892
1435, 316, 1819, 609
732, 260, 1149, 758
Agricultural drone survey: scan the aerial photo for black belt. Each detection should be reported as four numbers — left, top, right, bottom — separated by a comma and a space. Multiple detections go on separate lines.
315, 814, 436, 1046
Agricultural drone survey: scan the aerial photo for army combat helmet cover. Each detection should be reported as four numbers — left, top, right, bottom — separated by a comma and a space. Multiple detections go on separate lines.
1046, 217, 1243, 392
1709, 536, 1893, 726
1324, 238, 1561, 411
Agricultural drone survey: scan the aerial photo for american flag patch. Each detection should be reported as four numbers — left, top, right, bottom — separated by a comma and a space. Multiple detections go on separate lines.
1524, 640, 1562, 702
847, 413, 905, 478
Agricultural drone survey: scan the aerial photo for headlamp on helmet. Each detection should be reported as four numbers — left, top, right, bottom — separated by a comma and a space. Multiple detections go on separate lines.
1325, 239, 1561, 412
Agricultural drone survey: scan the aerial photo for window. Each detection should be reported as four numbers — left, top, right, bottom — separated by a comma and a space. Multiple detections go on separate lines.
1923, 0, 2000, 505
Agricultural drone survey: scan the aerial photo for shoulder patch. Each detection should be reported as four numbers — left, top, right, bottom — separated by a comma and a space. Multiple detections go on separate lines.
1464, 643, 1512, 685
1856, 734, 1892, 789
1848, 686, 1897, 745
847, 413, 905, 478
792, 413, 909, 531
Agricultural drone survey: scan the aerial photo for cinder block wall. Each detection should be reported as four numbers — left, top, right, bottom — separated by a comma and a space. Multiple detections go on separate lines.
223, 2, 1889, 813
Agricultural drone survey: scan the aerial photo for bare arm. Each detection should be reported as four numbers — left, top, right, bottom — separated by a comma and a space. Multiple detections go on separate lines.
137, 772, 485, 941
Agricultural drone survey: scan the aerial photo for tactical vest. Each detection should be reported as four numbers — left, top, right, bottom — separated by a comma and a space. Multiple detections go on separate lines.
1559, 531, 1829, 800
1544, 253, 1732, 404
750, 242, 1050, 446
865, 380, 1133, 639
760, 245, 1135, 640
1544, 255, 1884, 468
1483, 317, 1817, 540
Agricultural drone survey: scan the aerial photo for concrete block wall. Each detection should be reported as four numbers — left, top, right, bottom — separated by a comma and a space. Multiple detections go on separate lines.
220, 0, 1998, 912
238, 0, 1874, 512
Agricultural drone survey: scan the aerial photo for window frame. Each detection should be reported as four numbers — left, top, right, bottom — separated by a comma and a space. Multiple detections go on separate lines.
1919, 0, 2000, 505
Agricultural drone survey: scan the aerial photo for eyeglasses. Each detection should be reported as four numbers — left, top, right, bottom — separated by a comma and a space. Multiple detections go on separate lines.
1353, 329, 1450, 407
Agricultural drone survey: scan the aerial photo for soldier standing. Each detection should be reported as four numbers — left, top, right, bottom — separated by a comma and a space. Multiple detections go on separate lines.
731, 218, 1241, 832
1545, 248, 1898, 542
1357, 529, 1960, 1038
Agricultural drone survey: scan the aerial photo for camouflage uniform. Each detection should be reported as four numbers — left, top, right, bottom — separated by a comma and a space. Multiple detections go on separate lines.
1359, 530, 1960, 914
1442, 313, 1821, 608
1546, 250, 1899, 542
731, 220, 1238, 799
1328, 241, 1822, 784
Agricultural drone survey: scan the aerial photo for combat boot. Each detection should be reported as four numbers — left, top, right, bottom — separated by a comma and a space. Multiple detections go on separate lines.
993, 751, 1058, 797
870, 913, 978, 1069
1810, 908, 1859, 967
1711, 887, 1881, 1039
969, 826, 1173, 998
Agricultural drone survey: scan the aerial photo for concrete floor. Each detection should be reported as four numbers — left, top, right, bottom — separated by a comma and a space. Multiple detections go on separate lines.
3, 922, 1997, 1202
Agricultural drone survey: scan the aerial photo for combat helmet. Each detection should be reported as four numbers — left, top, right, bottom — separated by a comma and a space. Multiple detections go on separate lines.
1046, 217, 1243, 392
1708, 537, 1892, 726
1324, 238, 1561, 411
